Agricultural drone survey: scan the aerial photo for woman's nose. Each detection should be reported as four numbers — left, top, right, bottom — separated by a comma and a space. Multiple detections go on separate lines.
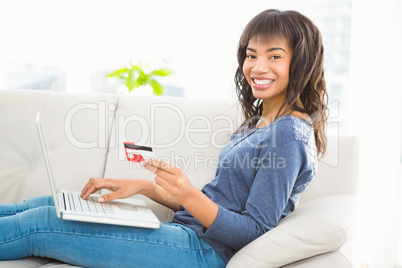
252, 58, 269, 74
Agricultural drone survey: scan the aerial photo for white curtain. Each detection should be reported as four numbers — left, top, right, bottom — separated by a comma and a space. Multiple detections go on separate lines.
348, 0, 402, 267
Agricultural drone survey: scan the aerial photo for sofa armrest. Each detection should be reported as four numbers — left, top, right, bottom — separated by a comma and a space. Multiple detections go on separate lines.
227, 194, 359, 268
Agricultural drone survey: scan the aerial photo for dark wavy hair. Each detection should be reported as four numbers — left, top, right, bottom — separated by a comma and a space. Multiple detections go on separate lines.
235, 9, 328, 158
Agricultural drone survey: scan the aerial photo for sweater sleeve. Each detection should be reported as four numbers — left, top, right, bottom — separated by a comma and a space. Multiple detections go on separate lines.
200, 140, 309, 250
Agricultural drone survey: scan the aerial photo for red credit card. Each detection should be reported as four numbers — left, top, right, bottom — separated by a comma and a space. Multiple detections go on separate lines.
123, 142, 154, 163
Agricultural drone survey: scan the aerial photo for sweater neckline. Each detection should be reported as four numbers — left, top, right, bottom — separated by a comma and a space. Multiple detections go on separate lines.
254, 115, 312, 130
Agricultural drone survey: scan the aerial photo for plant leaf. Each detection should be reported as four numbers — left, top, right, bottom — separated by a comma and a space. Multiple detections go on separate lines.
108, 62, 173, 94
150, 68, 173, 77
126, 68, 139, 91
106, 68, 128, 79
134, 66, 147, 88
148, 79, 164, 95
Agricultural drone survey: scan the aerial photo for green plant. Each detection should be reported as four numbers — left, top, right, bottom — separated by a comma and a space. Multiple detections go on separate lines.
106, 60, 173, 95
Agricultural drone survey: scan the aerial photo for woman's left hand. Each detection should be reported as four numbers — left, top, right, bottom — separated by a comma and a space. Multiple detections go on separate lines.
141, 159, 197, 205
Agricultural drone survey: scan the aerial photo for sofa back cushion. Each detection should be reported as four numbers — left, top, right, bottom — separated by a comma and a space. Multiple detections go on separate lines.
299, 136, 359, 205
0, 90, 118, 202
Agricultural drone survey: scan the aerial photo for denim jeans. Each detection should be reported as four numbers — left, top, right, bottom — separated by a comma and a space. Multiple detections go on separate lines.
0, 196, 226, 268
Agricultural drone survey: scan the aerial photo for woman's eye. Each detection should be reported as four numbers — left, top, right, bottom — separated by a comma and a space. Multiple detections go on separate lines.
270, 55, 281, 60
246, 54, 256, 59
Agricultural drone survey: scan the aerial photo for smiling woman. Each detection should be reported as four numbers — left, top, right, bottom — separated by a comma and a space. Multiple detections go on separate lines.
235, 9, 327, 159
242, 37, 293, 117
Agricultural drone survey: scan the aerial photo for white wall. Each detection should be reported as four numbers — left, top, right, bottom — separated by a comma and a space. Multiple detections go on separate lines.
348, 0, 402, 267
0, 0, 351, 99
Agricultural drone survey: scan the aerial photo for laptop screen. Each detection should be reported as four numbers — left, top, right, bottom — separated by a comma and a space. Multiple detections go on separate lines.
35, 112, 61, 218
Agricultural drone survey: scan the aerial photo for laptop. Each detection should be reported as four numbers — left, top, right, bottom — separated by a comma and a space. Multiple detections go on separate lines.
35, 112, 160, 229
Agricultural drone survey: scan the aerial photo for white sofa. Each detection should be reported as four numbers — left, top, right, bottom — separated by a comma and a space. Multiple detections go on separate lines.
0, 89, 360, 268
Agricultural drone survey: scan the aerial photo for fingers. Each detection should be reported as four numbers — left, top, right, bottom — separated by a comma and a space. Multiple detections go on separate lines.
80, 177, 98, 199
81, 179, 122, 202
80, 178, 111, 200
152, 180, 170, 200
154, 175, 176, 193
82, 159, 185, 204
141, 159, 182, 177
98, 191, 119, 203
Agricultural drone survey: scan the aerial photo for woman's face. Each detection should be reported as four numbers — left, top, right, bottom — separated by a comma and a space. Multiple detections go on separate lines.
242, 36, 293, 104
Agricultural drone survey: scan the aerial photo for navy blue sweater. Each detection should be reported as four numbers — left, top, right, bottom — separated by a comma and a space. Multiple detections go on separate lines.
172, 115, 317, 262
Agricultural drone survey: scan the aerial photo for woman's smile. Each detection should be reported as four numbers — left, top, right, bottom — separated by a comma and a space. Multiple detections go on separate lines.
251, 77, 275, 89
243, 36, 293, 103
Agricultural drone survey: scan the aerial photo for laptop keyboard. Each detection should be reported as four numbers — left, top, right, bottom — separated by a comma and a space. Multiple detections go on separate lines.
66, 193, 115, 215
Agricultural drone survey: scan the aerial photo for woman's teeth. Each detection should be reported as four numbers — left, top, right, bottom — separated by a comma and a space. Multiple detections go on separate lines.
254, 79, 273, 85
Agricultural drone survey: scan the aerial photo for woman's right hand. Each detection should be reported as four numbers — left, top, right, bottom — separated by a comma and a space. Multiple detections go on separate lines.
80, 178, 146, 203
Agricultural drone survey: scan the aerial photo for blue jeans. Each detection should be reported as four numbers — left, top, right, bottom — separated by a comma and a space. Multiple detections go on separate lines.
0, 196, 226, 268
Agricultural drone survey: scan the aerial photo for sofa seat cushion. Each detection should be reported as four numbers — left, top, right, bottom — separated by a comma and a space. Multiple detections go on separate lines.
0, 257, 80, 268
227, 194, 358, 268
